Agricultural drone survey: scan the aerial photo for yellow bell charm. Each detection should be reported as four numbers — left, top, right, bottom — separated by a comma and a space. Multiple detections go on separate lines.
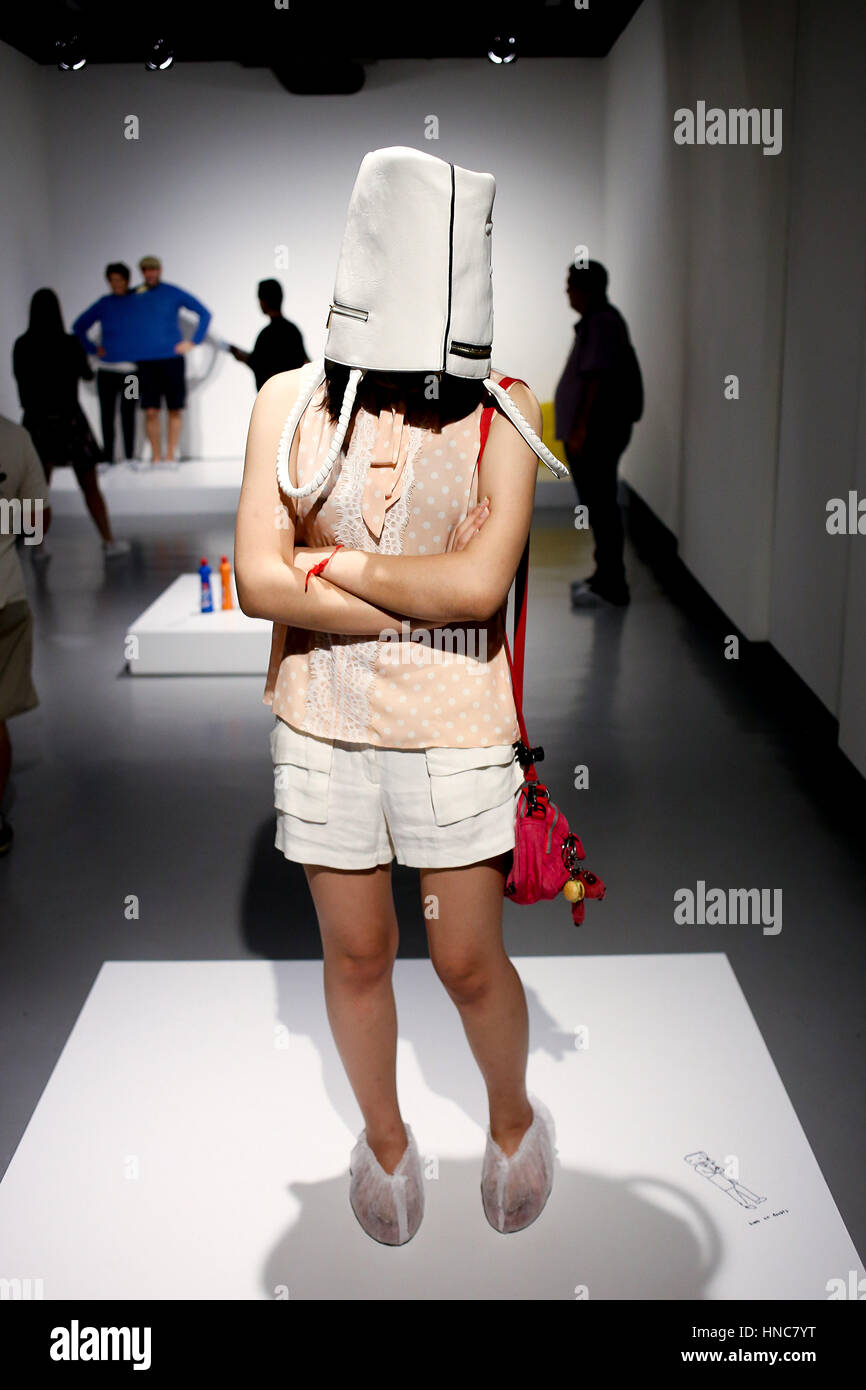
563, 878, 585, 903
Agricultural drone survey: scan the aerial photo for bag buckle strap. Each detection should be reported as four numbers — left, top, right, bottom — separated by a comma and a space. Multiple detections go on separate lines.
521, 780, 550, 818
513, 739, 545, 770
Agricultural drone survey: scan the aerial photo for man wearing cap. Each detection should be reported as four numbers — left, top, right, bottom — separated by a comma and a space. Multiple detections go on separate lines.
132, 256, 212, 464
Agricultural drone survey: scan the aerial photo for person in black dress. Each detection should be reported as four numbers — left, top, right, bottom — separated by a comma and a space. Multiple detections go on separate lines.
228, 279, 308, 390
12, 289, 129, 555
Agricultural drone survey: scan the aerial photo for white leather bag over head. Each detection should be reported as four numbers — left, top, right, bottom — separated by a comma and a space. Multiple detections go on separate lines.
276, 145, 569, 499
326, 146, 494, 379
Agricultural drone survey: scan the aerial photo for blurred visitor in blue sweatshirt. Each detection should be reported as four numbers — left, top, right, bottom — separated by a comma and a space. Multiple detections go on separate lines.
72, 262, 139, 464
132, 255, 212, 465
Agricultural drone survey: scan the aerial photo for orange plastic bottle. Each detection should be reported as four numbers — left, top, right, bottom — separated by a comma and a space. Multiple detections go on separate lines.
220, 555, 233, 610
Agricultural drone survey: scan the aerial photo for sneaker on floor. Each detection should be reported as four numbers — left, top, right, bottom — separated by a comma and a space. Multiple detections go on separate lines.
0, 814, 13, 856
570, 579, 630, 608
103, 538, 132, 558
481, 1093, 557, 1234
570, 580, 605, 607
349, 1123, 425, 1246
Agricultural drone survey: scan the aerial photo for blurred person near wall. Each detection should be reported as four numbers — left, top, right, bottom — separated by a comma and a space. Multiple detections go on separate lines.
228, 278, 309, 390
0, 415, 51, 854
12, 289, 130, 556
555, 259, 643, 608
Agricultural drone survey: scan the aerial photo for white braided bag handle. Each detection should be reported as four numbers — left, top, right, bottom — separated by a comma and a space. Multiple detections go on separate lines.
482, 377, 571, 480
275, 358, 366, 500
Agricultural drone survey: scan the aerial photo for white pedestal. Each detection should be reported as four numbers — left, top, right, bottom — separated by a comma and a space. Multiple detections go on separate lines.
0, 954, 859, 1300
47, 458, 575, 515
126, 573, 272, 675
49, 459, 244, 516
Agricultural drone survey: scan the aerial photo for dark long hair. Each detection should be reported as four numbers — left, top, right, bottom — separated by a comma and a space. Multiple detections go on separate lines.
26, 288, 66, 338
321, 359, 486, 431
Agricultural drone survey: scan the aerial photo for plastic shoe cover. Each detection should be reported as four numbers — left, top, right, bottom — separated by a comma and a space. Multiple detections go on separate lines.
349, 1123, 424, 1246
481, 1093, 557, 1234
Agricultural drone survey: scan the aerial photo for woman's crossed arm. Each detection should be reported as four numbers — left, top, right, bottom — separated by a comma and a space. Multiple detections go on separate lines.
234, 367, 541, 631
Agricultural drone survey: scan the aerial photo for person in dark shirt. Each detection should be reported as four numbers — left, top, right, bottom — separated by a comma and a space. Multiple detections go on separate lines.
229, 279, 308, 391
12, 289, 129, 556
72, 261, 139, 464
554, 260, 642, 608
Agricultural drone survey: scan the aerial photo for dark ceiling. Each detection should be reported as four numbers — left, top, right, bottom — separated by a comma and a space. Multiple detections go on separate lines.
1, 0, 645, 83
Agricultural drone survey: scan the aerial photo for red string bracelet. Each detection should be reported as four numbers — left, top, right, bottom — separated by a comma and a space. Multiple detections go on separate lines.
304, 542, 344, 592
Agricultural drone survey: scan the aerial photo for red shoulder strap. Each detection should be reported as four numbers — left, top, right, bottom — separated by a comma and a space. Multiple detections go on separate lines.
478, 376, 536, 780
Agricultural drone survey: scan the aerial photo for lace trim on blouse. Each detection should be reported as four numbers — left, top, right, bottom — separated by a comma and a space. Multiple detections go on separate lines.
301, 408, 425, 741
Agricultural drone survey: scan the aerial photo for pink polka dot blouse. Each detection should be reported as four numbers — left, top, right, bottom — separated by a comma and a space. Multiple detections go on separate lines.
263, 371, 522, 749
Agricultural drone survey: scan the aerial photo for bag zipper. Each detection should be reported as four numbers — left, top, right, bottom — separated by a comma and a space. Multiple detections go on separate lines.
327, 301, 369, 323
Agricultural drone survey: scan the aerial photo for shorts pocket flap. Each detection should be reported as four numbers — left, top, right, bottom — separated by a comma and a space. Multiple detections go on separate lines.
270, 719, 334, 773
270, 719, 333, 823
424, 743, 516, 776
424, 744, 521, 827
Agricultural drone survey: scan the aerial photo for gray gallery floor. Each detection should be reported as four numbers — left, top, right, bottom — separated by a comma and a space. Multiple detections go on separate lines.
1, 496, 864, 1267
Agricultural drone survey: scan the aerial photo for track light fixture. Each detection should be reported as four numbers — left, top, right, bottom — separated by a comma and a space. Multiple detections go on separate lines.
487, 34, 518, 64
145, 39, 174, 71
55, 36, 86, 71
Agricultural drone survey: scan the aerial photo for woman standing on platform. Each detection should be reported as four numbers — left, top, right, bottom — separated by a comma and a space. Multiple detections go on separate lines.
13, 289, 129, 557
235, 147, 567, 1247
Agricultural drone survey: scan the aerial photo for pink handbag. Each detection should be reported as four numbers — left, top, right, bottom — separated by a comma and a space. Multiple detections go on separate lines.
478, 381, 606, 927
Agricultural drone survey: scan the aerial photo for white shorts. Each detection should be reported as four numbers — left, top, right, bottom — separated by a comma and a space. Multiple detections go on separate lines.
270, 717, 525, 870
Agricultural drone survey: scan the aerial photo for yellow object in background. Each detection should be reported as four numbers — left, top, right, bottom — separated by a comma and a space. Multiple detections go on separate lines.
540, 401, 567, 472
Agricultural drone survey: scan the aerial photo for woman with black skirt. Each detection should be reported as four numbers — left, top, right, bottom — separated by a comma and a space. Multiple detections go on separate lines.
13, 289, 129, 556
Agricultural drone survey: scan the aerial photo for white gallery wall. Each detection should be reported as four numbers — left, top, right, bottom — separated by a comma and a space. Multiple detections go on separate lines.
0, 2, 863, 772
604, 0, 797, 641
837, 329, 866, 777
601, 0, 687, 542
0, 45, 53, 406
0, 48, 604, 459
769, 0, 866, 733
602, 0, 865, 773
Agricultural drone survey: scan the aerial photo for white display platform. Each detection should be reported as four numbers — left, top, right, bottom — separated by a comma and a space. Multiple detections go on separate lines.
49, 459, 244, 516
126, 573, 272, 675
0, 954, 860, 1300
48, 458, 573, 515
